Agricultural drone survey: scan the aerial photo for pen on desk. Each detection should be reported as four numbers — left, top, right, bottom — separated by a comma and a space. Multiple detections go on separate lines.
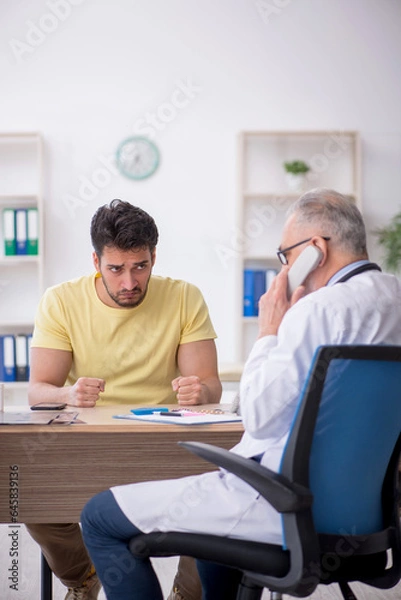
160, 412, 182, 417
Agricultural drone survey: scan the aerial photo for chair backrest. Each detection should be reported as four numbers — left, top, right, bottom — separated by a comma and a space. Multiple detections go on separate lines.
280, 345, 401, 540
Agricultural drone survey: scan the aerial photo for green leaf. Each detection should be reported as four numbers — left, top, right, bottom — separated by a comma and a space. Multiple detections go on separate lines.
373, 212, 401, 273
283, 160, 310, 174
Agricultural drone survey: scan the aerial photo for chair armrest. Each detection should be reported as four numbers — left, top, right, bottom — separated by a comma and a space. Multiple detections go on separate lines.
179, 441, 312, 513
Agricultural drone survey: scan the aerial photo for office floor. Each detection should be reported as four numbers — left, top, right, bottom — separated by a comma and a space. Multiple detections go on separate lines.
1, 525, 401, 599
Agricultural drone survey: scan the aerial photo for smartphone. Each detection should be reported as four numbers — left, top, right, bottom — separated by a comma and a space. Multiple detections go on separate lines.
31, 402, 67, 411
287, 245, 323, 297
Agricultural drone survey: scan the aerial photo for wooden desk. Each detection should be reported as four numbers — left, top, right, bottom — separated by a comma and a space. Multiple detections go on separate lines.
0, 406, 243, 523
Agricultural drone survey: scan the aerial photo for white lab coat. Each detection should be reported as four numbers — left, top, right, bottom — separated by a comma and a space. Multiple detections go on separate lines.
112, 269, 401, 545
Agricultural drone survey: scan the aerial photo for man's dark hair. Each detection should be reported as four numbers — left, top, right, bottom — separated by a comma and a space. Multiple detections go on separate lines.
90, 199, 159, 256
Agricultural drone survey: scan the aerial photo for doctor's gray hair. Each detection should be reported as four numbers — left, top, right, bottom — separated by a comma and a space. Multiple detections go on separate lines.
287, 188, 367, 257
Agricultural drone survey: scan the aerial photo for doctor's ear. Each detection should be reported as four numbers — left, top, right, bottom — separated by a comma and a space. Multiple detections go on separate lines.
312, 236, 330, 265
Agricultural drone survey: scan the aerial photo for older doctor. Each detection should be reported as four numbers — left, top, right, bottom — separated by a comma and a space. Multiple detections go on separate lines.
81, 188, 401, 599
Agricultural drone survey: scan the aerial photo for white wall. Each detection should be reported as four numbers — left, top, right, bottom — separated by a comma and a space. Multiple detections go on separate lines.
1, 0, 400, 363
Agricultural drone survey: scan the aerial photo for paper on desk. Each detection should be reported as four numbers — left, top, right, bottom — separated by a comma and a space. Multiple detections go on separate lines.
113, 412, 242, 425
0, 411, 80, 425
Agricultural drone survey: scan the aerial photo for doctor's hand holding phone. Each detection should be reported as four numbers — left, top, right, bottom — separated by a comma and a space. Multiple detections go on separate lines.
287, 244, 323, 297
257, 243, 323, 338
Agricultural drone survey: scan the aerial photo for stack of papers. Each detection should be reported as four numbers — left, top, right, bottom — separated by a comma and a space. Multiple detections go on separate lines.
0, 411, 79, 425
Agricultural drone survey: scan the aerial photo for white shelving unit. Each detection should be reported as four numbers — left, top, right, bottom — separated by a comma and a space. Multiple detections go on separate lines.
0, 132, 44, 403
237, 130, 361, 362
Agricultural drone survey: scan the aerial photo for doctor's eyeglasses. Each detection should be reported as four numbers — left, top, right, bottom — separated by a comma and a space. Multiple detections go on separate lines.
277, 236, 330, 265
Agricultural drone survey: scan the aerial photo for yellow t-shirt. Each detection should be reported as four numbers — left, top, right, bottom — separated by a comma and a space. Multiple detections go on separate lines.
32, 274, 217, 405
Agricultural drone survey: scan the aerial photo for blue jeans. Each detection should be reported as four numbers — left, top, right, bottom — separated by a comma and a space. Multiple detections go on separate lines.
81, 489, 242, 599
81, 490, 163, 599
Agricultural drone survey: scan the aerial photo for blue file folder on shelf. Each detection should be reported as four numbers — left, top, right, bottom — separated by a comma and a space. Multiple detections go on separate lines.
0, 335, 16, 382
15, 208, 28, 255
243, 269, 255, 316
243, 268, 278, 317
253, 270, 266, 316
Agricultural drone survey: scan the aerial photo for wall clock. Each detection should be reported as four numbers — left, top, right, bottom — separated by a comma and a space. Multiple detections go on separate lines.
116, 136, 160, 180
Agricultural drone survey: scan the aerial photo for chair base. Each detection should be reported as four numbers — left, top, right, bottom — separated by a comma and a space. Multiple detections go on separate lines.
339, 582, 358, 600
236, 577, 264, 599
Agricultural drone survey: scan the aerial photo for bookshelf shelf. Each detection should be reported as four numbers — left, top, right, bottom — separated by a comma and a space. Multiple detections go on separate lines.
0, 255, 40, 265
244, 191, 302, 200
236, 130, 361, 361
3, 381, 29, 390
0, 194, 39, 203
0, 132, 44, 398
0, 321, 35, 331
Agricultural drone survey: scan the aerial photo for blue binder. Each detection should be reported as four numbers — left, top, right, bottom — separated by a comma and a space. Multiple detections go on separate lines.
15, 208, 28, 255
0, 335, 16, 382
243, 270, 255, 316
253, 270, 267, 316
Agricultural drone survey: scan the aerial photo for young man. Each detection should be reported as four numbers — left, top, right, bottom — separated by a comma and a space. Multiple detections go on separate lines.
81, 188, 401, 599
26, 199, 222, 600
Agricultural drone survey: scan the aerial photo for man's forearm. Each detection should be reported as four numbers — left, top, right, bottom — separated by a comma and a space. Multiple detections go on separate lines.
28, 382, 71, 406
200, 376, 222, 405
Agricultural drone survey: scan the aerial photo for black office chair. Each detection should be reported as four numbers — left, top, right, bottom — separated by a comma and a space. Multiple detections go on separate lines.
130, 345, 401, 599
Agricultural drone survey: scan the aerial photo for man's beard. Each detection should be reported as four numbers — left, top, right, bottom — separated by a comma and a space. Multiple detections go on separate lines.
102, 280, 149, 308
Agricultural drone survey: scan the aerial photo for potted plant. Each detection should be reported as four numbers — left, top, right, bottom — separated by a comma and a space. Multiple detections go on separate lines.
283, 160, 311, 192
374, 211, 401, 274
